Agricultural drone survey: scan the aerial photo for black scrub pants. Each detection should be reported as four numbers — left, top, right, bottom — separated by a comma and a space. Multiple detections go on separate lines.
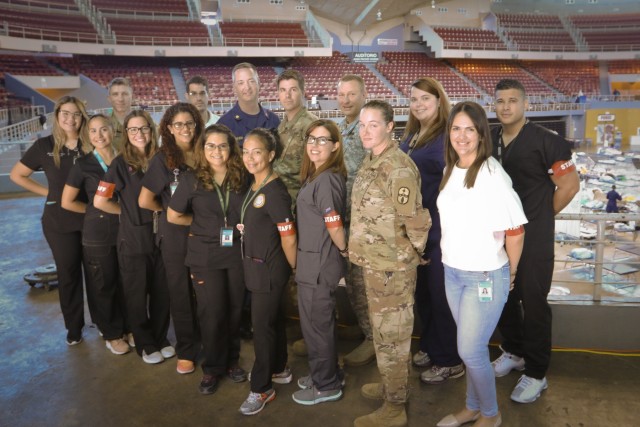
83, 245, 124, 340
250, 273, 288, 393
297, 277, 342, 391
160, 236, 200, 362
191, 267, 245, 376
119, 246, 170, 356
497, 220, 554, 380
415, 243, 462, 367
42, 226, 85, 341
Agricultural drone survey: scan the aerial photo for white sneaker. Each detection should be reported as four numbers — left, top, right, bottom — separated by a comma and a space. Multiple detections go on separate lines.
510, 375, 548, 403
160, 345, 176, 359
142, 350, 164, 364
492, 350, 525, 377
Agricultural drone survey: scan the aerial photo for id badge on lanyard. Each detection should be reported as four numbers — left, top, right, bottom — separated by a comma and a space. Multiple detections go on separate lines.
170, 168, 180, 196
478, 273, 493, 302
220, 227, 234, 247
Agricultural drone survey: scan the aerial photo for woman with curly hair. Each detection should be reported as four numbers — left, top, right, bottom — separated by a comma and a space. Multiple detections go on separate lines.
138, 102, 204, 374
10, 96, 89, 346
93, 109, 171, 365
168, 123, 248, 394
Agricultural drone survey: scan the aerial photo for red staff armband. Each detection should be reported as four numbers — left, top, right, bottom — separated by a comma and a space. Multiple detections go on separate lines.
323, 210, 343, 229
505, 225, 524, 236
96, 181, 115, 198
277, 220, 296, 236
549, 159, 575, 177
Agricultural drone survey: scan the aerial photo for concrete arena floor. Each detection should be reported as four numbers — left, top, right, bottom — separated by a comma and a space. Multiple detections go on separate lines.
0, 195, 638, 427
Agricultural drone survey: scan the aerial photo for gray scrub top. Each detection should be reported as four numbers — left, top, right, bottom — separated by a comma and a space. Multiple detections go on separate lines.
295, 170, 347, 286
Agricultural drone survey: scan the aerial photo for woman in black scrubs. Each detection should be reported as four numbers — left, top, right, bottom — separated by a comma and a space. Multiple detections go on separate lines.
10, 96, 89, 345
139, 103, 203, 374
61, 114, 129, 355
168, 124, 248, 394
292, 120, 347, 405
238, 128, 297, 416
94, 110, 171, 365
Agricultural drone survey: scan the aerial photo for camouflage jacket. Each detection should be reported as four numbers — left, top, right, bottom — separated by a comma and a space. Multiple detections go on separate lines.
338, 117, 367, 222
109, 111, 125, 152
274, 107, 318, 204
349, 142, 431, 271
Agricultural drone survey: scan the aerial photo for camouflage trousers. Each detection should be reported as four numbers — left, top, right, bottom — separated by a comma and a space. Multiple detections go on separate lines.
363, 267, 416, 404
346, 262, 372, 339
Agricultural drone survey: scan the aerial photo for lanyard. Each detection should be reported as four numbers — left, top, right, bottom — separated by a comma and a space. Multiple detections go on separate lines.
214, 180, 230, 227
93, 150, 108, 172
240, 171, 273, 225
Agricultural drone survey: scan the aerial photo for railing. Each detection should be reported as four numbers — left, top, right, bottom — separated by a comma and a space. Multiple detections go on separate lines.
1, 23, 103, 43
0, 106, 46, 127
0, 0, 81, 14
554, 213, 640, 303
100, 10, 190, 21
111, 34, 212, 46
221, 37, 324, 48
0, 113, 51, 145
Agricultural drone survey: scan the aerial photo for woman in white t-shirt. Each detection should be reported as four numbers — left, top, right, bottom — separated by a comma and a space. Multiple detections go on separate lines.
436, 101, 527, 427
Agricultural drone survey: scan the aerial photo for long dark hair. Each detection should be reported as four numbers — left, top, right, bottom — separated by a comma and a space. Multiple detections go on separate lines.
440, 101, 492, 191
299, 119, 347, 183
122, 109, 159, 172
158, 103, 204, 170
194, 124, 246, 193
402, 77, 451, 150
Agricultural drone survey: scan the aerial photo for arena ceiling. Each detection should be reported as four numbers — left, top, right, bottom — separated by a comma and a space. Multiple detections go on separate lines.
305, 0, 434, 30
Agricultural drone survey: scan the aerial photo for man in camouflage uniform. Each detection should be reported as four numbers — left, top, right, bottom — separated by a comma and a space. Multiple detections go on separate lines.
273, 70, 318, 314
106, 77, 133, 151
337, 75, 373, 367
274, 69, 318, 204
350, 100, 431, 427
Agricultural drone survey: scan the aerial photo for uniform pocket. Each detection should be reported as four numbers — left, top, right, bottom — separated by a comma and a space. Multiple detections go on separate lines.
243, 257, 271, 293
295, 250, 320, 285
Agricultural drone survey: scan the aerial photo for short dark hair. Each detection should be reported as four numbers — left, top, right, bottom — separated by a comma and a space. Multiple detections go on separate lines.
277, 69, 305, 93
495, 79, 526, 97
362, 99, 394, 128
186, 75, 209, 92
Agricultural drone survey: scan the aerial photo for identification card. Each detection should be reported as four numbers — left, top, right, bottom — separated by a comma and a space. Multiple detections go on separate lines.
478, 279, 493, 302
220, 227, 234, 247
169, 181, 179, 196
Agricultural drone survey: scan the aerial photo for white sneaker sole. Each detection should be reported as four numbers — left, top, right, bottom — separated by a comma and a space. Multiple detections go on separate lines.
292, 390, 343, 406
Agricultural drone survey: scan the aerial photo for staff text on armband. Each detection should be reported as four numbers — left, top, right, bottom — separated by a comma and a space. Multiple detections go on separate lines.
277, 221, 296, 236
549, 159, 576, 177
323, 210, 343, 228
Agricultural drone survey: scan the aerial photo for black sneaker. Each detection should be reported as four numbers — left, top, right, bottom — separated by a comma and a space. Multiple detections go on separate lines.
199, 375, 220, 395
228, 365, 247, 383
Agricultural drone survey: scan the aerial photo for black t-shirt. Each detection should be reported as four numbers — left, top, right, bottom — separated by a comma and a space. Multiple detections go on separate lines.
492, 122, 572, 254
102, 155, 151, 227
66, 153, 119, 246
141, 151, 190, 253
20, 135, 85, 233
169, 170, 243, 270
242, 178, 293, 292
295, 171, 346, 285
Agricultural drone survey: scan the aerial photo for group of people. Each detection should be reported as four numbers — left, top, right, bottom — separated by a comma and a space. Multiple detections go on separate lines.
11, 60, 579, 427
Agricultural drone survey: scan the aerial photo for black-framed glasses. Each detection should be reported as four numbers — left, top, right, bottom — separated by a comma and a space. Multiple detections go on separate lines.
204, 143, 230, 151
306, 136, 333, 146
126, 126, 151, 135
172, 121, 196, 130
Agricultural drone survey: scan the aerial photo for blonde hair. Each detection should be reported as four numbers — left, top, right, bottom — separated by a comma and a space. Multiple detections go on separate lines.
52, 96, 88, 167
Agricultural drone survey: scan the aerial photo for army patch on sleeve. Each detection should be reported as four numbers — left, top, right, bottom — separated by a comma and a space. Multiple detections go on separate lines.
393, 177, 417, 216
397, 187, 410, 205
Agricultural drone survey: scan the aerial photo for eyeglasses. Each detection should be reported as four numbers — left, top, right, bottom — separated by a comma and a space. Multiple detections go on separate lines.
188, 91, 207, 97
204, 143, 230, 151
171, 121, 196, 130
306, 136, 333, 146
126, 126, 151, 135
59, 110, 82, 119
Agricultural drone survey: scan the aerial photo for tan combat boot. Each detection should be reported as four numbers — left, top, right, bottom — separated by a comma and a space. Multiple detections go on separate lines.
353, 401, 407, 427
361, 383, 384, 400
292, 338, 308, 357
343, 338, 375, 366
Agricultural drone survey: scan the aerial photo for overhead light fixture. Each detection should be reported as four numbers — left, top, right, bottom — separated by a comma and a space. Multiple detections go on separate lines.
376, 9, 382, 20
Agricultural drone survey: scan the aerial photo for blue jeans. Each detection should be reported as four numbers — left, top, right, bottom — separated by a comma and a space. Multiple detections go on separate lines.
444, 263, 510, 417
